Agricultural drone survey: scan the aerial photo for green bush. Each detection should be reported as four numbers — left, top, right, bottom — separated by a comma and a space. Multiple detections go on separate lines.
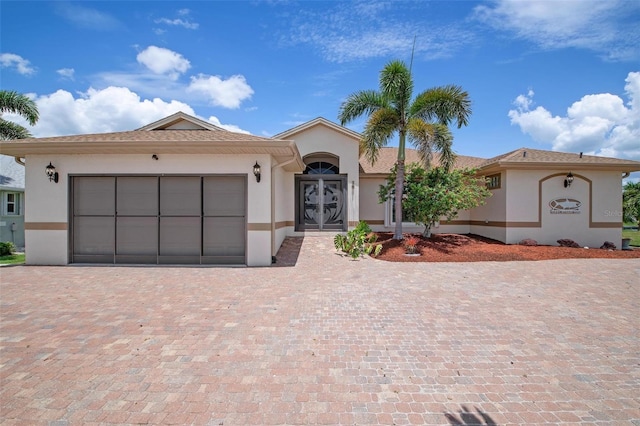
0, 242, 16, 256
334, 221, 382, 259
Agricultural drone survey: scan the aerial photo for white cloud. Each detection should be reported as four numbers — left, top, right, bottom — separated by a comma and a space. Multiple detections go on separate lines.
136, 46, 190, 80
0, 53, 36, 75
57, 68, 75, 80
94, 47, 254, 110
207, 116, 250, 134
155, 17, 199, 30
473, 0, 640, 61
54, 3, 121, 31
187, 74, 254, 109
154, 9, 199, 30
3, 86, 250, 138
509, 71, 640, 161
282, 1, 474, 62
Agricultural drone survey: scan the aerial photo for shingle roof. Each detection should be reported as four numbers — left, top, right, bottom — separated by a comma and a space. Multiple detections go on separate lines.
358, 146, 640, 174
359, 147, 486, 174
478, 147, 640, 170
2, 129, 275, 144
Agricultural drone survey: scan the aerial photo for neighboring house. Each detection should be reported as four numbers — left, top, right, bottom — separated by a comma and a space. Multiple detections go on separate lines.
0, 155, 25, 249
0, 112, 638, 266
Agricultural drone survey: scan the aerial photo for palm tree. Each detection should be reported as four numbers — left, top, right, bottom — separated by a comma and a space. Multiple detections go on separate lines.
339, 60, 471, 240
0, 90, 39, 140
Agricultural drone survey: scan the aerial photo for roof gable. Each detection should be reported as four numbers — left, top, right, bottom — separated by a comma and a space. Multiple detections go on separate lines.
137, 111, 224, 131
274, 117, 362, 141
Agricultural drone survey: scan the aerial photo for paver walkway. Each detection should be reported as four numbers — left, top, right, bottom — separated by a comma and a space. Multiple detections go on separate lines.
1, 235, 639, 425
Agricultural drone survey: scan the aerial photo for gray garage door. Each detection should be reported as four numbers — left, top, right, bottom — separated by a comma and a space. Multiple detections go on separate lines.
71, 175, 246, 264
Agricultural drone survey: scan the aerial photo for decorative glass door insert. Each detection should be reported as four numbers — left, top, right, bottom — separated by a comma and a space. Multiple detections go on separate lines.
296, 176, 346, 231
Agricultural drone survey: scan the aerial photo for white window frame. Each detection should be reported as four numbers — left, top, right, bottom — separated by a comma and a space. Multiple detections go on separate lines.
4, 192, 21, 216
384, 198, 418, 227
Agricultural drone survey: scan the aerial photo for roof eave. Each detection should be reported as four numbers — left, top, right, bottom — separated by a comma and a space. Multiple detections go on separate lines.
478, 161, 640, 173
0, 140, 305, 172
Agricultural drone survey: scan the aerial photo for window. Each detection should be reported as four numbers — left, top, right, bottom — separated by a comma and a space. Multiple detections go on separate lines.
5, 193, 20, 215
486, 173, 501, 190
304, 161, 339, 174
387, 197, 415, 225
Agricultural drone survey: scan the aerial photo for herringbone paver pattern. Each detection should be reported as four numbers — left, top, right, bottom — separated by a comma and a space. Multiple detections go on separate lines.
1, 235, 639, 425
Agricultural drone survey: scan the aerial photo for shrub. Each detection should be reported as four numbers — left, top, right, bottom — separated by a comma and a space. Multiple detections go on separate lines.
0, 242, 16, 256
403, 235, 420, 254
334, 221, 383, 259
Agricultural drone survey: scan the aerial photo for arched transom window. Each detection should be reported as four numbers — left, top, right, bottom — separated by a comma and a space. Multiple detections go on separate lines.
304, 161, 339, 174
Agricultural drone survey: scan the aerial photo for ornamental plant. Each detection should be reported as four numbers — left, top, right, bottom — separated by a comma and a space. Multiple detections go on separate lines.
0, 242, 16, 256
403, 235, 420, 254
379, 164, 491, 237
334, 221, 383, 259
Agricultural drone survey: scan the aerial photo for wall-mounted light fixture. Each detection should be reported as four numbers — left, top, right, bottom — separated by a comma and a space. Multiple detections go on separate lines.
253, 161, 261, 183
45, 162, 59, 183
152, 154, 159, 160
564, 172, 574, 188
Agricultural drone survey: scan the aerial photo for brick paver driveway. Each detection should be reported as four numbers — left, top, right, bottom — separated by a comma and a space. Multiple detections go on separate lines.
1, 235, 639, 425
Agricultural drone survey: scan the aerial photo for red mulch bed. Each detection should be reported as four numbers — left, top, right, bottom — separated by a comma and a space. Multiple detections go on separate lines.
374, 233, 640, 262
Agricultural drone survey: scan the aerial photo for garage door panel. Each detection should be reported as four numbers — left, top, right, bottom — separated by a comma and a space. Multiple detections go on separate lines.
73, 216, 115, 262
117, 177, 158, 216
159, 217, 201, 256
160, 177, 201, 216
204, 176, 245, 216
203, 217, 245, 257
74, 177, 115, 216
116, 217, 157, 256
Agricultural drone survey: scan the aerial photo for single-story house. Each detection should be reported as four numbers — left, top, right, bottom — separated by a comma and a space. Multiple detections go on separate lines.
0, 155, 25, 249
1, 111, 638, 266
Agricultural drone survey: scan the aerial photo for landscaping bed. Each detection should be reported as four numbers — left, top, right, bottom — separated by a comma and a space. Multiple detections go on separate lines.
375, 233, 640, 262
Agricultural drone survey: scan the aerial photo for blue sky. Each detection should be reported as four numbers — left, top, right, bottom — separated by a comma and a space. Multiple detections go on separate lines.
1, 0, 639, 165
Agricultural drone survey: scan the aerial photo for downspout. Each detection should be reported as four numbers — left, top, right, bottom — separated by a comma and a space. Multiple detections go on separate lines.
14, 157, 25, 166
622, 172, 630, 179
271, 157, 298, 261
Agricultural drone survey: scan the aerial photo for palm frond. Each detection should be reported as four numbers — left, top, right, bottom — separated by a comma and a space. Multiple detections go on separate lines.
360, 109, 399, 165
411, 85, 471, 128
379, 60, 413, 113
0, 118, 32, 140
407, 119, 455, 171
0, 90, 39, 125
338, 90, 387, 125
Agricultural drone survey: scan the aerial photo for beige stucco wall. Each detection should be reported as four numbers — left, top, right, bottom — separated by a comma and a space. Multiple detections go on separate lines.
272, 164, 293, 254
360, 176, 472, 235
483, 169, 624, 247
358, 168, 624, 247
24, 153, 274, 266
283, 124, 360, 232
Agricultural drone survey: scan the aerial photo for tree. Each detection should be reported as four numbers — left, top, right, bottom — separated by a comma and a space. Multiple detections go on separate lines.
338, 59, 471, 240
623, 181, 640, 225
0, 90, 39, 140
379, 164, 491, 237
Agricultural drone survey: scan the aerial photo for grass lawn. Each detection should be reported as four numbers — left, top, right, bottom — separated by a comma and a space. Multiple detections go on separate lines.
0, 253, 25, 265
622, 229, 640, 246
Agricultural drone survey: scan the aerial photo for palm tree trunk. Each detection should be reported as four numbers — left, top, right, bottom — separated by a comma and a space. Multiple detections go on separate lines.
394, 129, 407, 240
394, 159, 404, 240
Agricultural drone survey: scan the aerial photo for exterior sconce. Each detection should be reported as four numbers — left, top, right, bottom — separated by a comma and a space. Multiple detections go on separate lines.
45, 162, 59, 183
564, 172, 574, 188
253, 161, 261, 183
